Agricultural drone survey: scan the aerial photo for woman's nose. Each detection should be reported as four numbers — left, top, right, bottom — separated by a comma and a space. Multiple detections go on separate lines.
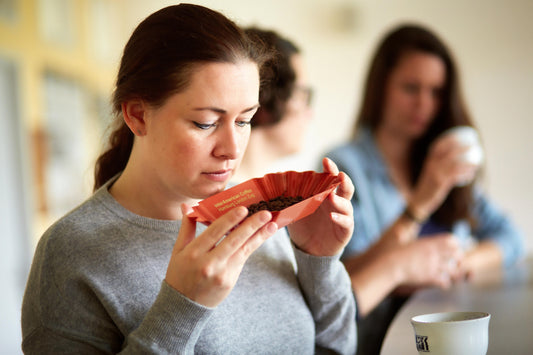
416, 89, 436, 111
213, 125, 241, 160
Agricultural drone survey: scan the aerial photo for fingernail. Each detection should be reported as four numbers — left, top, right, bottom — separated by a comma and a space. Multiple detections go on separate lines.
266, 222, 277, 234
234, 207, 247, 218
258, 211, 272, 223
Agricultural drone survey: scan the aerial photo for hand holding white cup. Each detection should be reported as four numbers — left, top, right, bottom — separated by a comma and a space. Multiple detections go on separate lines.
411, 311, 490, 355
440, 126, 484, 164
438, 126, 484, 186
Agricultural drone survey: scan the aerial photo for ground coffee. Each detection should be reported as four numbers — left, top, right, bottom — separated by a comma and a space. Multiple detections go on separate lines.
247, 195, 304, 217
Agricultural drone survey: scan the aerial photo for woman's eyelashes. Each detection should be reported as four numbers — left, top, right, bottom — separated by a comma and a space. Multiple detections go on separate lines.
194, 122, 216, 130
236, 120, 252, 127
401, 82, 419, 95
193, 119, 252, 130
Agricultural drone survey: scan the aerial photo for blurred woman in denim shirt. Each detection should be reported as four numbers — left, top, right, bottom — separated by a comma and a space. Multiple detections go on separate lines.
325, 23, 524, 355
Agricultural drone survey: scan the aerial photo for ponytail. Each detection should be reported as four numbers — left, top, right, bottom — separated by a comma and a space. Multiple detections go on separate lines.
93, 121, 133, 190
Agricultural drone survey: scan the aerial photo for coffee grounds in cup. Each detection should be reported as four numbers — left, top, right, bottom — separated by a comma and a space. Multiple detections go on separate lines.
247, 195, 304, 217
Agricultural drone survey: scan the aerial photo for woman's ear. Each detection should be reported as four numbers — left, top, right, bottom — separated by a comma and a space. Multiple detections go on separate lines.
122, 100, 148, 136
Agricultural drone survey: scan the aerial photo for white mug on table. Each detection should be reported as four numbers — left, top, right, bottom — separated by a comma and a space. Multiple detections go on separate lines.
411, 311, 490, 355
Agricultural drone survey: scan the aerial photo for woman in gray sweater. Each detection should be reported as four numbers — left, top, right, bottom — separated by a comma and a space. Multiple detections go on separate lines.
21, 4, 357, 354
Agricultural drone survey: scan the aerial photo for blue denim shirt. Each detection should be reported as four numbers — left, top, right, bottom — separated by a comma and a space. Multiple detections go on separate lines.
326, 128, 524, 267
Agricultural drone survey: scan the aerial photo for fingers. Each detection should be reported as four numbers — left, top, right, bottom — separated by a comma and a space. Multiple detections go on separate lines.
327, 190, 353, 217
427, 137, 480, 187
434, 235, 465, 286
321, 157, 354, 201
232, 220, 278, 261
401, 235, 468, 289
335, 171, 355, 201
432, 133, 467, 157
430, 134, 454, 156
322, 175, 354, 229
451, 163, 478, 186
191, 206, 249, 253
431, 137, 468, 166
213, 210, 277, 261
330, 212, 353, 231
322, 157, 339, 175
432, 234, 463, 258
435, 272, 453, 289
166, 207, 276, 308
181, 203, 277, 263
436, 256, 466, 289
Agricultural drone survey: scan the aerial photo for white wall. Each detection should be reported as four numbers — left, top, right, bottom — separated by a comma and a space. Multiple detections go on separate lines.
124, 0, 533, 252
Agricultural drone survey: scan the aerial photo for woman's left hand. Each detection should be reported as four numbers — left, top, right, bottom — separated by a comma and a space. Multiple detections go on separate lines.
287, 157, 354, 256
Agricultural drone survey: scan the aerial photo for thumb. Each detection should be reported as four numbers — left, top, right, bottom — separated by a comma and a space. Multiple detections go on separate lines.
174, 203, 197, 252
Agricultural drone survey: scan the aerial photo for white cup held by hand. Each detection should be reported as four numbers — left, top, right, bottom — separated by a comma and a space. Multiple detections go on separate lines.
440, 126, 484, 186
411, 311, 490, 355
440, 126, 484, 165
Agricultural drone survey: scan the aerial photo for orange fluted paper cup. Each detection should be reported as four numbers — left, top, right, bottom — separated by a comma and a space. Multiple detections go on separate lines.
189, 171, 341, 228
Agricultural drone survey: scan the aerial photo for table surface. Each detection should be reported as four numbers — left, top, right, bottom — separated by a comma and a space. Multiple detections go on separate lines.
380, 257, 533, 355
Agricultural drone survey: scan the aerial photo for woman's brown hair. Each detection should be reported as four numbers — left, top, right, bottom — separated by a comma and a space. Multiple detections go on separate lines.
94, 4, 270, 190
244, 27, 300, 127
355, 24, 478, 227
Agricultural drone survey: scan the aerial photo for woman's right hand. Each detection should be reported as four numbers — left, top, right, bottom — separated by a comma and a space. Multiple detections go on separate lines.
409, 134, 478, 219
165, 204, 277, 308
395, 234, 465, 289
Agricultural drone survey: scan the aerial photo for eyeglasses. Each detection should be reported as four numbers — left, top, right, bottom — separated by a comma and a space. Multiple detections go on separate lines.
292, 85, 314, 107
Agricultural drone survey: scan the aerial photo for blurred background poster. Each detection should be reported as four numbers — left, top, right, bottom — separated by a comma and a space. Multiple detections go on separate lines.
41, 72, 91, 220
0, 54, 32, 355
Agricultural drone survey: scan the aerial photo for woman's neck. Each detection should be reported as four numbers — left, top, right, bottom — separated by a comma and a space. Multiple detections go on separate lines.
375, 126, 412, 166
109, 154, 193, 220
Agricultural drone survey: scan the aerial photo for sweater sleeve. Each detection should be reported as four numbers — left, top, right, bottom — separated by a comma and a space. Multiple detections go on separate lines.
292, 246, 357, 355
22, 283, 213, 355
21, 232, 214, 354
120, 282, 214, 354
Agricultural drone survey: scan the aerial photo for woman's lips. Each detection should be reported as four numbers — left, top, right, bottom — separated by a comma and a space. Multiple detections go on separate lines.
202, 169, 232, 182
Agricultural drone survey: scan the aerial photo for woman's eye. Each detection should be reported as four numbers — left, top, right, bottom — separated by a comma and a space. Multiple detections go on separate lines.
236, 120, 252, 128
194, 122, 216, 130
402, 83, 418, 94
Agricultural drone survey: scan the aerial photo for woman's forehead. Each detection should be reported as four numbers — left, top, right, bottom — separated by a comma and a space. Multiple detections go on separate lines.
170, 61, 260, 108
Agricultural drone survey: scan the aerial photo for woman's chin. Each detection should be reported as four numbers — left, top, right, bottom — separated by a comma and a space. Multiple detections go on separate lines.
407, 125, 430, 139
199, 184, 227, 199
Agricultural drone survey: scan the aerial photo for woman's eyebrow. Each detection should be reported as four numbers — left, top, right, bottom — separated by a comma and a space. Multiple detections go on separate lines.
193, 103, 260, 114
242, 103, 261, 113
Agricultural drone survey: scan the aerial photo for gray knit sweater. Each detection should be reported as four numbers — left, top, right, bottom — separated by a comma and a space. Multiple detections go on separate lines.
21, 182, 356, 354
